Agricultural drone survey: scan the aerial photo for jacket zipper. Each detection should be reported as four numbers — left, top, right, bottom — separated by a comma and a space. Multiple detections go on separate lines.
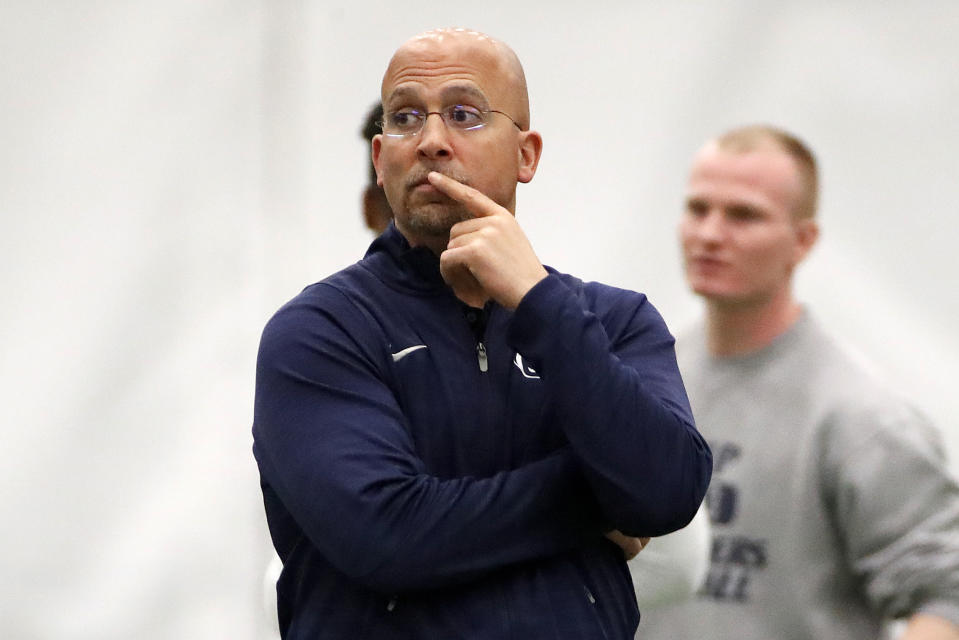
465, 305, 489, 373
476, 341, 488, 372
584, 586, 596, 604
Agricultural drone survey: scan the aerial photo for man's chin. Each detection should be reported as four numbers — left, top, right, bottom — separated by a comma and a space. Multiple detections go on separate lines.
404, 203, 472, 237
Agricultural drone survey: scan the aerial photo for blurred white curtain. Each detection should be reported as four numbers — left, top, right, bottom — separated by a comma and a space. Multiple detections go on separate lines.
1, 2, 277, 638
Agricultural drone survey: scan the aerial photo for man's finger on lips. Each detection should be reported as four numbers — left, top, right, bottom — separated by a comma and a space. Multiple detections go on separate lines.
427, 172, 497, 217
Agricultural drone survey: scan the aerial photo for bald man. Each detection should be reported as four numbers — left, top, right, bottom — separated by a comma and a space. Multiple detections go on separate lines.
252, 29, 711, 639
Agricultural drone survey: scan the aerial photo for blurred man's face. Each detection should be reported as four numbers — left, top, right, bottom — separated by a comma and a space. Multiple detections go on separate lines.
680, 144, 813, 307
372, 32, 526, 248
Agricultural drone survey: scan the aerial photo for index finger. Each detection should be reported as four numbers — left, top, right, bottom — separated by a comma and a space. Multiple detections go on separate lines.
427, 171, 504, 218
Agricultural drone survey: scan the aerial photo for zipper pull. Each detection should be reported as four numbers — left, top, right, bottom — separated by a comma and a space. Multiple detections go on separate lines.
476, 342, 488, 372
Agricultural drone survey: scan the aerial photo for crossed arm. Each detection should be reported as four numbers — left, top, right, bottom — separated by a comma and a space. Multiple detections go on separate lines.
253, 279, 671, 593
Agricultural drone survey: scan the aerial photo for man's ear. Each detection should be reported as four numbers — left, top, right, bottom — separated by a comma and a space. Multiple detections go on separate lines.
371, 135, 384, 187
793, 218, 820, 265
517, 130, 543, 184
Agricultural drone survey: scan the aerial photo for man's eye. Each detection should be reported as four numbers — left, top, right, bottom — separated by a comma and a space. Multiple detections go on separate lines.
686, 200, 708, 217
446, 105, 484, 127
729, 206, 761, 221
389, 110, 422, 128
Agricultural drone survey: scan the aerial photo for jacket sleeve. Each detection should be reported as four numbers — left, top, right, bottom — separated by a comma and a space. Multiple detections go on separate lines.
507, 275, 713, 537
252, 291, 603, 594
825, 401, 959, 627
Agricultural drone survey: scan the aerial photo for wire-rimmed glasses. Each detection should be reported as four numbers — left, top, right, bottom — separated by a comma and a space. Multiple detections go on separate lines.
378, 105, 521, 137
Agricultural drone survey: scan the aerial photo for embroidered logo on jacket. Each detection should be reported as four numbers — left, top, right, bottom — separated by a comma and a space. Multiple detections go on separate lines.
513, 353, 540, 379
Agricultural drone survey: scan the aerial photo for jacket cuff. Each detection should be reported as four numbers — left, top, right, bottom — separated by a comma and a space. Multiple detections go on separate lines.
507, 274, 570, 357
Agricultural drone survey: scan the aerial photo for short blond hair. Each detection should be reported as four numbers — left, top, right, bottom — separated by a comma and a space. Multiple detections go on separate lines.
715, 125, 819, 220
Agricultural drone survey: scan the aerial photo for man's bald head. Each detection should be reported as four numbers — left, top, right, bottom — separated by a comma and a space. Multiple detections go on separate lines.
381, 28, 531, 129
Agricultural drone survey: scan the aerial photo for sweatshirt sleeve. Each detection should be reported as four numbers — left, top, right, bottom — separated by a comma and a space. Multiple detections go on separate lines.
252, 290, 603, 594
628, 502, 711, 609
827, 401, 959, 627
507, 275, 713, 537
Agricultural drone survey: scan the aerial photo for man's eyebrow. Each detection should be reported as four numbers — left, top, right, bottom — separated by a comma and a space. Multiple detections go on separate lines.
384, 86, 419, 108
727, 203, 763, 218
440, 84, 490, 107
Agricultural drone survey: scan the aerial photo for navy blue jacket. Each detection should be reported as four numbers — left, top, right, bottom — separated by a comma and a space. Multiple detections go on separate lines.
253, 225, 712, 639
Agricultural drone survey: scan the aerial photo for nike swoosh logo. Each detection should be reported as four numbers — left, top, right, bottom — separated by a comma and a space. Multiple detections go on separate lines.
391, 345, 428, 362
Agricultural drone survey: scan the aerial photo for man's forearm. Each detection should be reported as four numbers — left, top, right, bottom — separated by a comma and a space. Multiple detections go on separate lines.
900, 613, 959, 640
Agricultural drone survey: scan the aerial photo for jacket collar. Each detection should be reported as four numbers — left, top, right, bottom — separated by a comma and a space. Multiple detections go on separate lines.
363, 222, 448, 293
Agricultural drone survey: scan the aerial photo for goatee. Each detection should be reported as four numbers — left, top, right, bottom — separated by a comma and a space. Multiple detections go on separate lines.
402, 169, 473, 238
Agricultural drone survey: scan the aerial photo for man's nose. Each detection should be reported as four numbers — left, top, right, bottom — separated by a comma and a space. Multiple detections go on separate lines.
416, 113, 453, 160
694, 210, 727, 242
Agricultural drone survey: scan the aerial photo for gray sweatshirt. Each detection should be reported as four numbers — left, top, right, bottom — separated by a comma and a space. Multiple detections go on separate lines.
639, 311, 959, 639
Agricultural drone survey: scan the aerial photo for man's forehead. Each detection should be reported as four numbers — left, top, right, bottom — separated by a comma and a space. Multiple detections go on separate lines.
385, 83, 489, 106
694, 146, 797, 185
690, 146, 801, 209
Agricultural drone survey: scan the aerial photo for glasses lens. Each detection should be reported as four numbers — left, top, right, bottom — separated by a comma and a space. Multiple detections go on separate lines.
385, 109, 424, 135
444, 105, 486, 130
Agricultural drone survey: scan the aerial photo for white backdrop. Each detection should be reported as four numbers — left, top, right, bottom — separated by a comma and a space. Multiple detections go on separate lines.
2, 2, 956, 638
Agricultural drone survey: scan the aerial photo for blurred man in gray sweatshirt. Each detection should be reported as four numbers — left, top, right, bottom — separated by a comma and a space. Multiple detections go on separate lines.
640, 125, 959, 640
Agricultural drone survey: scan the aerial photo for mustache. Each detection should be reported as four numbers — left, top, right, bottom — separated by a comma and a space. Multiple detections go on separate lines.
405, 168, 470, 189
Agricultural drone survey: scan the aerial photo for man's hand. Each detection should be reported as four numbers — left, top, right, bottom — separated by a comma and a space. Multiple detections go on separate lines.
901, 613, 959, 640
605, 530, 651, 561
427, 171, 548, 309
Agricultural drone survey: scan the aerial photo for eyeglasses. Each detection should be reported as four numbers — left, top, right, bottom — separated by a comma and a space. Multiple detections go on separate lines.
378, 105, 521, 137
